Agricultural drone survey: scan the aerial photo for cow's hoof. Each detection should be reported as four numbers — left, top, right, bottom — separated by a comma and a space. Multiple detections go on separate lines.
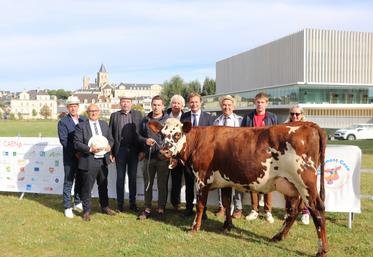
270, 233, 283, 242
223, 221, 233, 232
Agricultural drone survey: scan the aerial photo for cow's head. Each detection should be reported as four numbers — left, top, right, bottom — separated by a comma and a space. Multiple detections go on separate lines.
148, 118, 192, 167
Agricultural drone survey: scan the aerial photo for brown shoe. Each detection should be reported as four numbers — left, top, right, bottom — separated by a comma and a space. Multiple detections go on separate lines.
83, 212, 91, 221
138, 210, 151, 220
215, 207, 226, 217
232, 209, 242, 219
102, 207, 116, 216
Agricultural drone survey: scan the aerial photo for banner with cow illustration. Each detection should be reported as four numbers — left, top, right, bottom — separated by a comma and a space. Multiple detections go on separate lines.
0, 137, 361, 214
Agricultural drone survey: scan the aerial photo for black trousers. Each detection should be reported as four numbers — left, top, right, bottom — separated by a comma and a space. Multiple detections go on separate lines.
170, 163, 184, 207
80, 158, 109, 213
184, 165, 195, 210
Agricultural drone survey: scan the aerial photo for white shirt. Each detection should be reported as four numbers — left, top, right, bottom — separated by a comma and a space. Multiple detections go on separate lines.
213, 113, 243, 127
191, 110, 202, 126
89, 120, 102, 136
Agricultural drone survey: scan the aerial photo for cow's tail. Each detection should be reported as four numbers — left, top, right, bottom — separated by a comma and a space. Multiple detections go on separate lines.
318, 125, 327, 203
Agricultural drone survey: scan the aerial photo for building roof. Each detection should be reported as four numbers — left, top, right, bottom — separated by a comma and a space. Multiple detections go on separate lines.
99, 64, 107, 73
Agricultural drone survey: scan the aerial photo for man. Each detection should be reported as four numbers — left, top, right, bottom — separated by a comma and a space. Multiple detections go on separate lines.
213, 95, 243, 219
165, 94, 185, 210
138, 95, 169, 219
109, 96, 143, 212
181, 92, 215, 218
74, 104, 116, 221
58, 96, 86, 218
242, 92, 278, 223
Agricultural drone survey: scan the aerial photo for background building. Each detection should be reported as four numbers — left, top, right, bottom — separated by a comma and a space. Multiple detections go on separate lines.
204, 28, 373, 128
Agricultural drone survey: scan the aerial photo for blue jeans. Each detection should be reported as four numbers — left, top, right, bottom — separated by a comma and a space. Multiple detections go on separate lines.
63, 161, 81, 209
116, 146, 138, 208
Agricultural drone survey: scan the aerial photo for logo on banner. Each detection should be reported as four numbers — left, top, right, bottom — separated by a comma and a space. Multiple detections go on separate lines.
55, 178, 59, 183
12, 152, 17, 156
320, 158, 351, 190
26, 184, 32, 191
44, 186, 54, 192
3, 151, 9, 156
34, 167, 40, 172
40, 151, 46, 157
48, 167, 55, 173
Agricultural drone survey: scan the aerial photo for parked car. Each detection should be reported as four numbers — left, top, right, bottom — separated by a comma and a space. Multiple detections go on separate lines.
334, 124, 373, 140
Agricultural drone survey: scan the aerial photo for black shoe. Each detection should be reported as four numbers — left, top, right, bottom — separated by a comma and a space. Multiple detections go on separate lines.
130, 204, 139, 212
138, 210, 151, 220
183, 209, 195, 217
116, 206, 124, 213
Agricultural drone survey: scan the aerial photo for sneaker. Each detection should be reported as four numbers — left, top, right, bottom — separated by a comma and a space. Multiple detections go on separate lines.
265, 212, 274, 224
138, 210, 151, 220
73, 203, 83, 213
301, 213, 310, 225
283, 213, 290, 220
64, 208, 74, 218
232, 209, 242, 219
245, 210, 258, 221
214, 207, 226, 217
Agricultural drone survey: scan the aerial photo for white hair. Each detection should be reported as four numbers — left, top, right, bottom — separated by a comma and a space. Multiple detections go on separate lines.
170, 94, 185, 107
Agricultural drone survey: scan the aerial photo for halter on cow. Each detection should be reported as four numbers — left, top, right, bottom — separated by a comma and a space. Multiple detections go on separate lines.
148, 118, 328, 257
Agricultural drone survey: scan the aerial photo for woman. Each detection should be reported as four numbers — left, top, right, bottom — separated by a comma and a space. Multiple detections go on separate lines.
284, 104, 310, 225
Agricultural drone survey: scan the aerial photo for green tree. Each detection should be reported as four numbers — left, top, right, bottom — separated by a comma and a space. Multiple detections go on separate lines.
48, 89, 71, 100
32, 109, 37, 117
186, 80, 202, 95
201, 77, 216, 96
132, 104, 144, 113
161, 75, 188, 106
39, 104, 51, 119
9, 112, 15, 120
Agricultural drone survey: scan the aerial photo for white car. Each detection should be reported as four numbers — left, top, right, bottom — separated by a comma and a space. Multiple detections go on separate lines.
334, 124, 373, 140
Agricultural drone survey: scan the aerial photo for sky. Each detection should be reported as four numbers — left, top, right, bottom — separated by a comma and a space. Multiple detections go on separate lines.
1, 0, 372, 92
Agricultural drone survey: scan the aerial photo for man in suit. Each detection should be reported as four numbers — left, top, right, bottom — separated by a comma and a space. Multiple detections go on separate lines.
181, 92, 215, 218
109, 96, 143, 212
58, 96, 86, 218
74, 103, 116, 221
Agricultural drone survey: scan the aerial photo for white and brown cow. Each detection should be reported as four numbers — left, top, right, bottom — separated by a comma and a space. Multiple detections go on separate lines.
148, 118, 328, 257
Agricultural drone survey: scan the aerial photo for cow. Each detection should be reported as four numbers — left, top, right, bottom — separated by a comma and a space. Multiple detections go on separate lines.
148, 118, 328, 257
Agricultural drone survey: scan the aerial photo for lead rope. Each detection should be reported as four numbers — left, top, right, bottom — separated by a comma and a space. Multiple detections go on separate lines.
145, 144, 153, 192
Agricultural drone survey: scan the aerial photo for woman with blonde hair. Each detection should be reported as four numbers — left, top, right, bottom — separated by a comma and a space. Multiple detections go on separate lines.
284, 104, 310, 225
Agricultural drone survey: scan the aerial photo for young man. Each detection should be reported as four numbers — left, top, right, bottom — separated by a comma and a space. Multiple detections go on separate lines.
58, 96, 86, 218
181, 92, 215, 218
74, 104, 116, 221
165, 94, 185, 210
138, 95, 169, 219
213, 95, 243, 218
109, 96, 143, 212
242, 92, 277, 223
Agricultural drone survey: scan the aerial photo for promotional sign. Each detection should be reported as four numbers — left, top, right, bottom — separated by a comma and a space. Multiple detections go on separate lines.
0, 137, 361, 214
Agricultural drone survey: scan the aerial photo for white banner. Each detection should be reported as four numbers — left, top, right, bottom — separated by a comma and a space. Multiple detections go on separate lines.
0, 137, 361, 213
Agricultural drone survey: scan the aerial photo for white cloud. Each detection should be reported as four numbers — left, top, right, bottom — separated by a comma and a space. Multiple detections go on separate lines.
0, 0, 372, 91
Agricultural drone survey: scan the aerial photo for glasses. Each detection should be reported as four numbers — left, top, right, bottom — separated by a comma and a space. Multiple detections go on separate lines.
290, 112, 302, 116
88, 110, 99, 113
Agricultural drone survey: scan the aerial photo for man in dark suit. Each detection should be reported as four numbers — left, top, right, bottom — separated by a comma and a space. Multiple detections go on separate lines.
181, 92, 215, 218
58, 96, 86, 218
109, 96, 143, 212
74, 103, 116, 221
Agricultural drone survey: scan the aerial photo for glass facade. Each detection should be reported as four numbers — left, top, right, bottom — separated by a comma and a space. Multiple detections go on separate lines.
203, 84, 373, 111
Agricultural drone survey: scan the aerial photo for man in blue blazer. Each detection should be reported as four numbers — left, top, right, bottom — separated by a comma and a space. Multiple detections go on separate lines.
74, 104, 115, 221
180, 92, 215, 218
58, 96, 86, 218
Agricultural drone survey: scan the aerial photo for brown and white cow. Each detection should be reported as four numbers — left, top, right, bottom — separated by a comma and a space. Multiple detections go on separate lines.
148, 118, 328, 257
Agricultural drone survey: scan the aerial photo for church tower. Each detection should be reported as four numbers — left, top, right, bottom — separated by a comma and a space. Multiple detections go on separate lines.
97, 64, 108, 88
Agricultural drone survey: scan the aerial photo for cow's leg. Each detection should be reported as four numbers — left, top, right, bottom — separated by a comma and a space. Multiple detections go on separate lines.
221, 187, 233, 232
305, 183, 329, 257
191, 187, 209, 232
271, 196, 301, 242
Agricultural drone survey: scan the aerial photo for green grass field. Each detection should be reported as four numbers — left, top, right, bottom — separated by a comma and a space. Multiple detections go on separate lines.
0, 120, 372, 256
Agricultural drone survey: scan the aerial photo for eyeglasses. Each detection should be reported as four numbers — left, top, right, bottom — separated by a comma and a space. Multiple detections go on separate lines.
290, 112, 302, 116
88, 110, 99, 113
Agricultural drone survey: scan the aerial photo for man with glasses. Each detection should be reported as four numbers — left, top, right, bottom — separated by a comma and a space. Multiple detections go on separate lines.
74, 104, 115, 221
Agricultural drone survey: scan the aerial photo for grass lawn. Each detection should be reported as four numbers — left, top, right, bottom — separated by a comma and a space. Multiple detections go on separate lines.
0, 121, 372, 256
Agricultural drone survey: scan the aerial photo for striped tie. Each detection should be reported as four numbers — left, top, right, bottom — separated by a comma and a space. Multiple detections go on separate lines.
93, 122, 99, 135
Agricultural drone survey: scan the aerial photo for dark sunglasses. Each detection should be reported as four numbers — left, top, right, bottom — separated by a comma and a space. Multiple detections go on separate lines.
290, 112, 302, 116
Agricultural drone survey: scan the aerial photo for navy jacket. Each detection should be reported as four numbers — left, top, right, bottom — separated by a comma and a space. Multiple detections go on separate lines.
181, 111, 215, 126
241, 110, 278, 127
73, 120, 114, 171
58, 114, 86, 164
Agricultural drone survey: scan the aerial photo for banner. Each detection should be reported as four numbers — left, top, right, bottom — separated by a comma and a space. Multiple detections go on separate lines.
0, 137, 361, 213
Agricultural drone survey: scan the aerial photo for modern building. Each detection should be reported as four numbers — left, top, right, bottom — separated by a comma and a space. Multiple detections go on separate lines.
204, 28, 373, 128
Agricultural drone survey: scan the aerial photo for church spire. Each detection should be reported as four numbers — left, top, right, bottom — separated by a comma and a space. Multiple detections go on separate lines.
99, 63, 107, 73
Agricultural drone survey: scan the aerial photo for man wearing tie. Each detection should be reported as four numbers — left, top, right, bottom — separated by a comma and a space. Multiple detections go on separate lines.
181, 92, 215, 218
74, 104, 116, 221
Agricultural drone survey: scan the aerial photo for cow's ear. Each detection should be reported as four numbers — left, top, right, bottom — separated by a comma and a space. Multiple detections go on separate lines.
148, 121, 163, 133
182, 121, 192, 133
